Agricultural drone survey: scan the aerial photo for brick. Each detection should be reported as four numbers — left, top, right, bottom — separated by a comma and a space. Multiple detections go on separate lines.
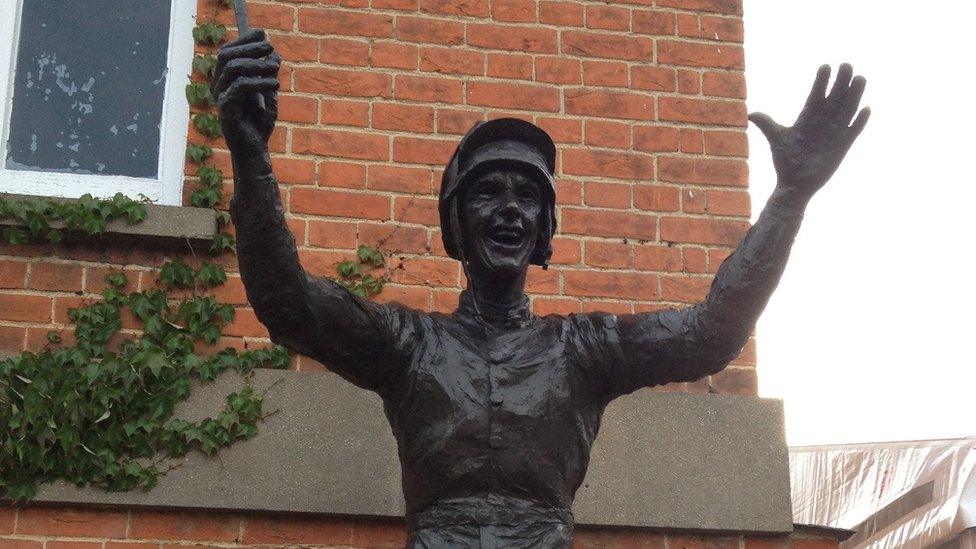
700, 16, 744, 42
683, 247, 708, 273
293, 129, 388, 161
295, 68, 392, 98
368, 165, 433, 194
745, 536, 788, 549
492, 0, 537, 22
0, 540, 43, 549
660, 217, 749, 246
390, 257, 459, 286
371, 42, 419, 69
659, 97, 747, 126
438, 108, 486, 134
634, 185, 680, 212
467, 24, 558, 53
273, 158, 316, 185
633, 10, 675, 34
291, 188, 391, 220
711, 367, 757, 395
393, 137, 457, 165
360, 223, 429, 254
0, 260, 27, 289
225, 307, 270, 338
564, 271, 659, 299
15, 506, 127, 538
272, 34, 318, 62
563, 149, 653, 180
0, 294, 51, 322
631, 66, 675, 92
678, 70, 701, 94
536, 57, 581, 85
349, 519, 409, 548
128, 510, 242, 542
488, 52, 533, 79
321, 98, 369, 127
28, 262, 83, 292
635, 244, 682, 271
662, 275, 711, 303
278, 95, 318, 124
397, 16, 464, 45
704, 130, 748, 157
536, 117, 582, 143
585, 241, 631, 268
319, 161, 367, 189
375, 284, 432, 310
243, 515, 354, 545
562, 31, 652, 61
561, 209, 657, 239
540, 1, 583, 26
396, 74, 463, 103
657, 0, 742, 15
374, 0, 419, 9
585, 120, 630, 149
299, 8, 393, 38
308, 220, 360, 249
682, 188, 707, 213
633, 125, 679, 152
373, 103, 436, 132
421, 0, 489, 17
468, 81, 560, 112
394, 196, 439, 225
420, 46, 485, 76
584, 181, 630, 208
586, 5, 630, 31
533, 297, 580, 316
707, 189, 751, 216
659, 156, 748, 186
680, 128, 704, 153
550, 237, 581, 264
565, 89, 654, 120
703, 71, 746, 98
0, 325, 25, 354
45, 542, 102, 549
658, 40, 744, 69
583, 60, 628, 87
320, 38, 369, 67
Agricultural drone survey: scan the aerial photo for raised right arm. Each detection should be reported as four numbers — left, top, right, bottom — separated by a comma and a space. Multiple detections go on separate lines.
213, 30, 414, 391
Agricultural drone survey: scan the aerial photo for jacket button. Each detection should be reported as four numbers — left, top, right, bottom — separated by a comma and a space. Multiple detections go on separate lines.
489, 435, 503, 448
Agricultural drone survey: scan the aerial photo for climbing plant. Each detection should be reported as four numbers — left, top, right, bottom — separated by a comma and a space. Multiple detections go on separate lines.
0, 263, 290, 501
0, 193, 148, 245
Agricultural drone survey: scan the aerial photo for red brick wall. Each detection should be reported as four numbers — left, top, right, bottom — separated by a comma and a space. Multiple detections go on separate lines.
0, 506, 841, 548
1, 0, 764, 545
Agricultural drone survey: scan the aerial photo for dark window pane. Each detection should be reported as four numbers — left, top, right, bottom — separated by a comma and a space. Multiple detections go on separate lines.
6, 0, 173, 178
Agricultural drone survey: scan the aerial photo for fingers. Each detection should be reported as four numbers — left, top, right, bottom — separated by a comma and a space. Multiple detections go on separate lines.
802, 64, 831, 112
748, 112, 784, 142
214, 37, 274, 93
217, 77, 280, 110
222, 28, 266, 50
212, 57, 281, 99
846, 107, 871, 142
837, 75, 866, 123
828, 63, 854, 100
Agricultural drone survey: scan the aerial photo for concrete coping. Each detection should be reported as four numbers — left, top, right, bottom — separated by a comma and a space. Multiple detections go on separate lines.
0, 193, 217, 246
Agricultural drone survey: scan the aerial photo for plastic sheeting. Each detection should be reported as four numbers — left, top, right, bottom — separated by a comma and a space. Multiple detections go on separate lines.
790, 437, 976, 548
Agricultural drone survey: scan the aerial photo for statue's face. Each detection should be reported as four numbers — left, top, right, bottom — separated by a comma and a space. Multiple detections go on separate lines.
460, 168, 542, 277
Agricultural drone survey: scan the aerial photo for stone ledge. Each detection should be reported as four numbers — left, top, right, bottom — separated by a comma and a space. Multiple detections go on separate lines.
0, 194, 217, 247
27, 369, 794, 535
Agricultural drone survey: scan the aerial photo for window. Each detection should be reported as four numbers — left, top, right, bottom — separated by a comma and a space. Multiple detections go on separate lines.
0, 0, 196, 206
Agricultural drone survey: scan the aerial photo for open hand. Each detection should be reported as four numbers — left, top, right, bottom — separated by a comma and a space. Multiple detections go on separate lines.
749, 64, 870, 205
212, 29, 281, 153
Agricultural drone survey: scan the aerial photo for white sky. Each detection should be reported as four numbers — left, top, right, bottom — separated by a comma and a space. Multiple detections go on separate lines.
744, 1, 976, 445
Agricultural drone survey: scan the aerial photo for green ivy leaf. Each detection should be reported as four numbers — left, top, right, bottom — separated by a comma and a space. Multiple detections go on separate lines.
192, 22, 227, 46
193, 113, 222, 140
196, 263, 227, 288
197, 165, 224, 189
210, 232, 235, 254
186, 144, 213, 164
160, 260, 195, 289
192, 54, 218, 78
185, 82, 213, 107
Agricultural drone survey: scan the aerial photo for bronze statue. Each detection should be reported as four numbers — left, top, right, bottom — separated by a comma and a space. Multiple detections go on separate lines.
214, 29, 869, 548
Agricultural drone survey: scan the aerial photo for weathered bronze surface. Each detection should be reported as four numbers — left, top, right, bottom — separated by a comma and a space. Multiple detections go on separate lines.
213, 29, 869, 548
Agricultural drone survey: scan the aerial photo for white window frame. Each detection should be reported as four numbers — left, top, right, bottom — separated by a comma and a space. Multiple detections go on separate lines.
0, 0, 196, 206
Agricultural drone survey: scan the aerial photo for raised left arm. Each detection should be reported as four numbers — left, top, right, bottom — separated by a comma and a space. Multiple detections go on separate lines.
599, 64, 870, 396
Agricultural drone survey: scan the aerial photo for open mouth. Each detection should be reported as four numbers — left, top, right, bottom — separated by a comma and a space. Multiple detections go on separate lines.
487, 226, 524, 248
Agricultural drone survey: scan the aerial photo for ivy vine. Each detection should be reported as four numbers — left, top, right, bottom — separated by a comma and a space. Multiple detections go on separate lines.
0, 262, 290, 501
0, 194, 148, 246
189, 2, 234, 254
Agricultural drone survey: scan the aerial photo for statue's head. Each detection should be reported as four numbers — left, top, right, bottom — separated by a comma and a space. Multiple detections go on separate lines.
439, 119, 557, 280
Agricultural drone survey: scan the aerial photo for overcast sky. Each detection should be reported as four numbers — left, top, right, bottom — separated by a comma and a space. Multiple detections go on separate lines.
744, 1, 976, 446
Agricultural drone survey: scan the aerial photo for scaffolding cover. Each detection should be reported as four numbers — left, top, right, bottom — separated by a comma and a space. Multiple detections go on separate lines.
790, 437, 976, 548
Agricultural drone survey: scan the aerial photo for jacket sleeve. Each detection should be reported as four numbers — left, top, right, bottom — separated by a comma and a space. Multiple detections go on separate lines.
230, 171, 418, 393
587, 197, 805, 399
